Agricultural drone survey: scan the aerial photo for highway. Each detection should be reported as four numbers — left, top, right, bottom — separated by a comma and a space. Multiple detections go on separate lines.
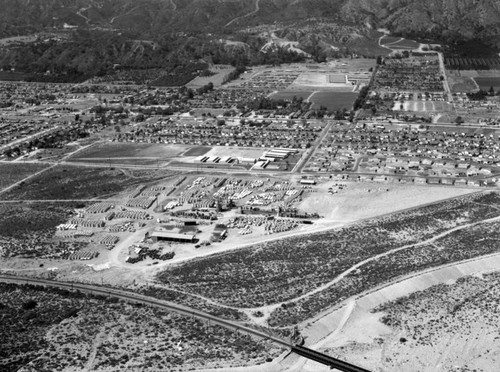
0, 275, 372, 372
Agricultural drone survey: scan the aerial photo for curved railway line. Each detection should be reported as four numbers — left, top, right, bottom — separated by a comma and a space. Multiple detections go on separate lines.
0, 275, 371, 372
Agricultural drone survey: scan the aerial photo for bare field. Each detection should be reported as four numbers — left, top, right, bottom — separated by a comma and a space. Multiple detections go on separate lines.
298, 182, 475, 223
0, 165, 170, 201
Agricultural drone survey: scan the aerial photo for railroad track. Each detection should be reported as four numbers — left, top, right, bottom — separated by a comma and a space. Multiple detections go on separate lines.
0, 275, 372, 371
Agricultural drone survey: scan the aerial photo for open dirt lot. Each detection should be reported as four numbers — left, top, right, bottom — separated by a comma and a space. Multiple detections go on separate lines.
298, 181, 475, 223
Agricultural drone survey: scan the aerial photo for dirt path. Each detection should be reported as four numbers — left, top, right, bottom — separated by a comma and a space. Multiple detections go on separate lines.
225, 0, 260, 27
305, 91, 318, 103
83, 325, 108, 371
253, 213, 500, 316
76, 6, 92, 25
437, 52, 453, 102
378, 34, 394, 52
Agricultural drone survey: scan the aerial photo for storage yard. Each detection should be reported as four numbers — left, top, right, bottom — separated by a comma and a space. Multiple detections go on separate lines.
25, 173, 318, 264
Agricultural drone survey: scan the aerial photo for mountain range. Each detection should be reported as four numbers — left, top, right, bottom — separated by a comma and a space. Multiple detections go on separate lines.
0, 0, 499, 83
1, 0, 499, 45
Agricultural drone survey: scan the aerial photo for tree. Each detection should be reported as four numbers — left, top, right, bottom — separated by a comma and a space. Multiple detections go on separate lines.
455, 116, 464, 125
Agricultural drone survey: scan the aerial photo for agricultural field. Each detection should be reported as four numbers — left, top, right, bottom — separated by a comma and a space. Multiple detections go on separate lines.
0, 163, 49, 190
445, 57, 500, 70
310, 92, 358, 110
0, 283, 282, 372
0, 165, 172, 201
158, 192, 500, 315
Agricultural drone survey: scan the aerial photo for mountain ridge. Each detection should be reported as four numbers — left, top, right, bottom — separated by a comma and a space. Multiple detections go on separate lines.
0, 0, 499, 46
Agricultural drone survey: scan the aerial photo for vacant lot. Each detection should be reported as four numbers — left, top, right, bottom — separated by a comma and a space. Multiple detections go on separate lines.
70, 143, 189, 160
473, 76, 500, 90
0, 163, 49, 190
310, 92, 358, 110
0, 165, 171, 201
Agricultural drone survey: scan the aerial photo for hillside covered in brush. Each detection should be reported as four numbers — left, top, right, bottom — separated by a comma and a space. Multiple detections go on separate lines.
1, 0, 499, 42
0, 0, 498, 82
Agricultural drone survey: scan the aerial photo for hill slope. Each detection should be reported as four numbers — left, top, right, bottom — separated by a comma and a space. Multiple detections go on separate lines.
0, 0, 499, 44
342, 0, 500, 47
